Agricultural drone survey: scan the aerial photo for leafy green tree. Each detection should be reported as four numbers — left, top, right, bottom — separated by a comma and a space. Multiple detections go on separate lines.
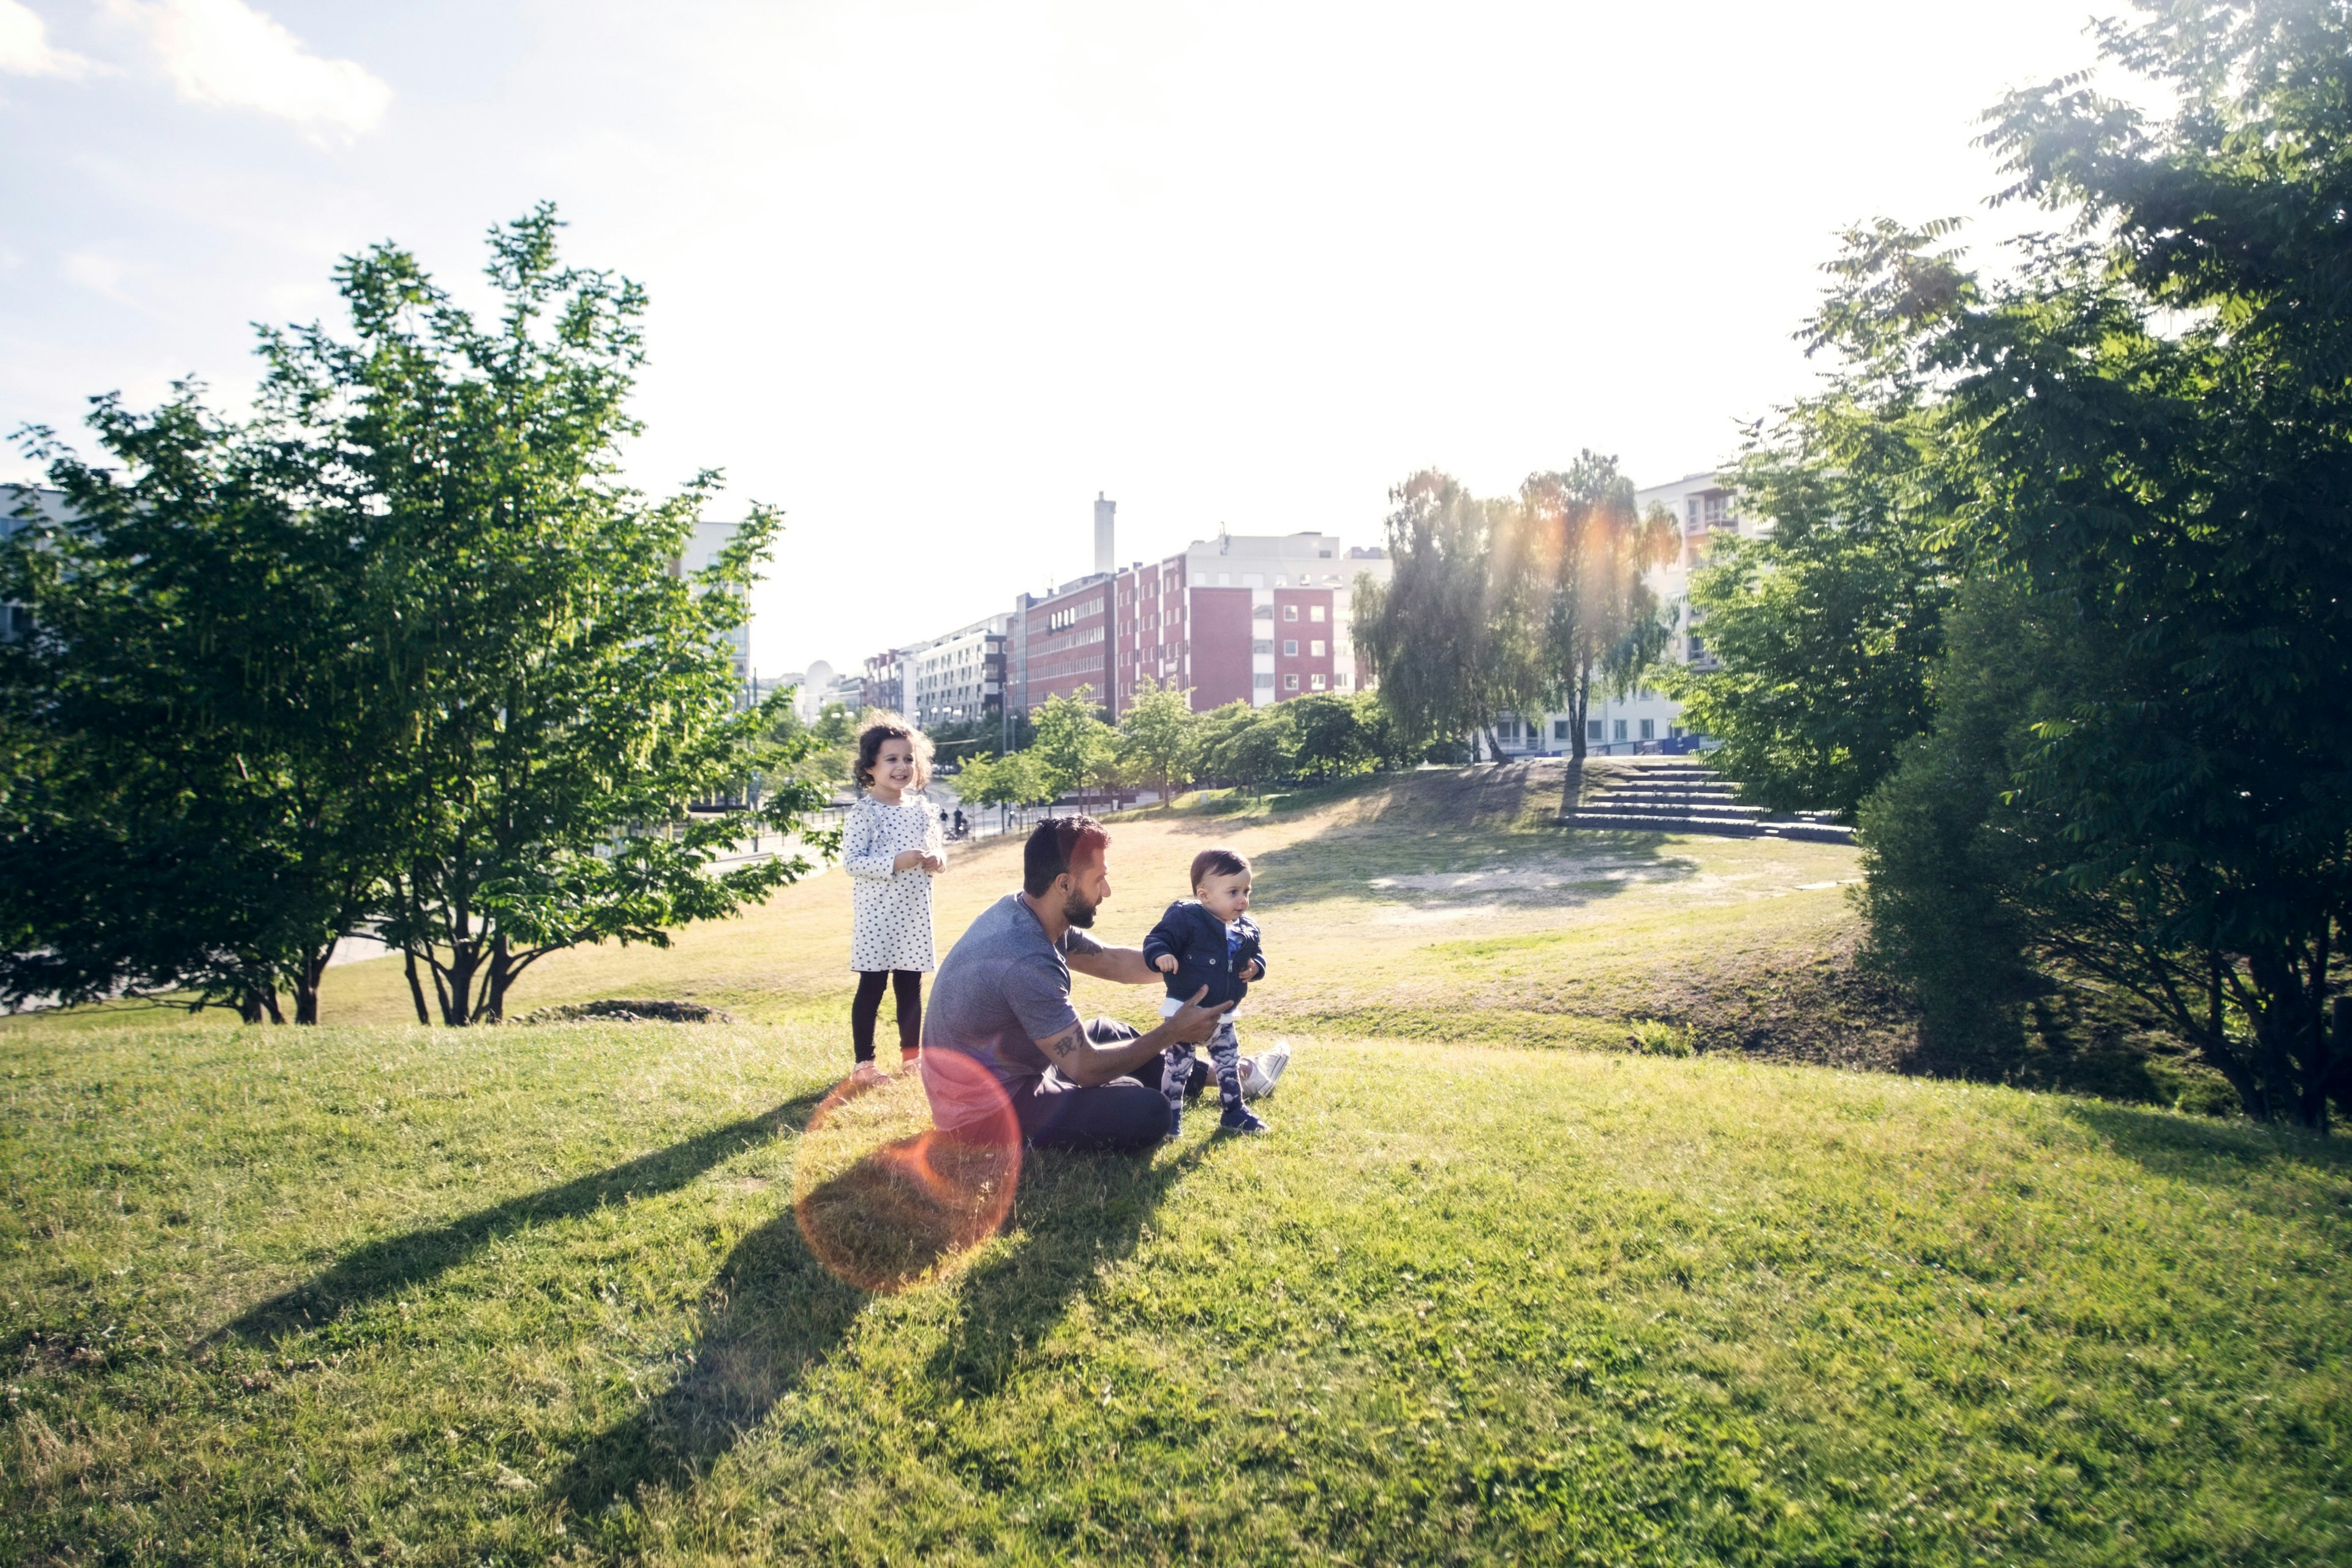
1349, 691, 1420, 774
1661, 380, 1957, 818
1116, 677, 1202, 806
1030, 686, 1115, 809
1841, 1, 2352, 1127
2, 391, 401, 1023
1509, 454, 1680, 800
284, 208, 826, 1025
1287, 692, 1373, 780
1203, 703, 1298, 794
957, 749, 1051, 826
1354, 470, 1536, 759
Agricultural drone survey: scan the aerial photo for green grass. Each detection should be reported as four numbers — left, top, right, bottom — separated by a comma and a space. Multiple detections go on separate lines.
5, 763, 2338, 1562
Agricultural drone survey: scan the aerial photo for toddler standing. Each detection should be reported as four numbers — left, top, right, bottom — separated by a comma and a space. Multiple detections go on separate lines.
842, 721, 944, 1084
1145, 848, 1269, 1136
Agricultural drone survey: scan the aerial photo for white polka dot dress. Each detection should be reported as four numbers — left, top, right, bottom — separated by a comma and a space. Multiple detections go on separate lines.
843, 791, 943, 972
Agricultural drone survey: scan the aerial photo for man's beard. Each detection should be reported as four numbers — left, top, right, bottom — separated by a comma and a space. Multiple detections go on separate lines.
1065, 889, 1099, 928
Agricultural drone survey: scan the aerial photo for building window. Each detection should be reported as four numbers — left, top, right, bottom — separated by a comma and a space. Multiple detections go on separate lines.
1284, 673, 1300, 691
1310, 639, 1325, 656
1282, 639, 1298, 656
1253, 639, 1273, 654
1553, 719, 1569, 741
1613, 720, 1628, 742
1588, 719, 1603, 742
1254, 673, 1273, 688
1310, 674, 1327, 690
1283, 605, 1299, 622
1310, 605, 1326, 623
1639, 719, 1655, 741
1687, 635, 1705, 660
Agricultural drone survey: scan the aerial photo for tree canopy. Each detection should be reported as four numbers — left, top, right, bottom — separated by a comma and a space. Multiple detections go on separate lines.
1, 208, 831, 1026
1752, 0, 2352, 1129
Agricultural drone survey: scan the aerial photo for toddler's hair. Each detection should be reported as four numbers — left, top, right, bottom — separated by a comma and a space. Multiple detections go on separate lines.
854, 720, 933, 791
1189, 847, 1250, 891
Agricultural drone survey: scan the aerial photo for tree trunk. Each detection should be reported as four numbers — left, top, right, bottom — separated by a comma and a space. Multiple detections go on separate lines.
402, 946, 432, 1025
2296, 927, 2331, 1134
484, 933, 514, 1023
436, 943, 479, 1026
291, 940, 336, 1025
1562, 677, 1590, 815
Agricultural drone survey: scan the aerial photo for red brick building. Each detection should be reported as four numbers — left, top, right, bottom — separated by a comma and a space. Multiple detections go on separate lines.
1008, 530, 1387, 718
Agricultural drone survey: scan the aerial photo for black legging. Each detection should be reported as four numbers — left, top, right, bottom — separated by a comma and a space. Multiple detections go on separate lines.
851, 970, 924, 1063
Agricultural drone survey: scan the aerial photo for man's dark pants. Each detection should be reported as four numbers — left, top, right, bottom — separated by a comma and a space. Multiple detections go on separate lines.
1015, 1017, 1203, 1152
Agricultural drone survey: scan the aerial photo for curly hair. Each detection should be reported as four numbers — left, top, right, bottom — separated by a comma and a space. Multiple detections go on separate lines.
854, 720, 933, 791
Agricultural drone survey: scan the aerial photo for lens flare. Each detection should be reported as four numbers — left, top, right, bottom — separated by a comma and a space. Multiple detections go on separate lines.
791, 1052, 1020, 1294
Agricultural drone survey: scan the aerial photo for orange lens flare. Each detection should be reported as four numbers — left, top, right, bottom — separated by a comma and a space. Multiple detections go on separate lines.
791, 1052, 1020, 1295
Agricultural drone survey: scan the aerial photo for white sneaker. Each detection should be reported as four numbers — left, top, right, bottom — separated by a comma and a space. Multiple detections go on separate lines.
1241, 1039, 1292, 1098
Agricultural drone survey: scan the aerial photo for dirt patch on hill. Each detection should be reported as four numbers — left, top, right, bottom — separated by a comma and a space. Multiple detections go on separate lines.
1648, 932, 1921, 1072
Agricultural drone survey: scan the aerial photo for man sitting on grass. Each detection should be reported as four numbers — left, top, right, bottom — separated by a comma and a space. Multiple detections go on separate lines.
919, 815, 1234, 1152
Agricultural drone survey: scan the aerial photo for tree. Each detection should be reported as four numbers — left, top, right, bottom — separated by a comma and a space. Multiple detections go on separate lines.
1353, 470, 1536, 760
1660, 378, 1958, 818
1509, 453, 1680, 803
956, 750, 1049, 829
1202, 703, 1297, 794
1030, 687, 1116, 810
1839, 1, 2352, 1128
1286, 692, 1373, 780
1116, 677, 1202, 806
270, 209, 834, 1025
2, 390, 402, 1023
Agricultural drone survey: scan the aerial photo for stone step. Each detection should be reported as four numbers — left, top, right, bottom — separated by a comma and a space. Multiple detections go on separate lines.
1594, 785, 1744, 801
1560, 812, 1857, 845
1581, 799, 1763, 820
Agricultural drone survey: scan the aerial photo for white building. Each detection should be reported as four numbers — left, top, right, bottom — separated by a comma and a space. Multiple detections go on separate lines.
673, 519, 754, 684
903, 614, 1011, 729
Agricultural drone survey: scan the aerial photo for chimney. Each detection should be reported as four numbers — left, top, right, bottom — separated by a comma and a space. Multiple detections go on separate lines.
1093, 492, 1116, 576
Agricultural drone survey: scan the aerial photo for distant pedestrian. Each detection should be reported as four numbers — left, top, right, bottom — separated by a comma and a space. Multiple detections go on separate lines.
842, 721, 945, 1085
953, 807, 968, 839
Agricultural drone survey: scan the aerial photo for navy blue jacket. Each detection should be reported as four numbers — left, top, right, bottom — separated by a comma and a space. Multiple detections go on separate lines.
1142, 900, 1265, 1010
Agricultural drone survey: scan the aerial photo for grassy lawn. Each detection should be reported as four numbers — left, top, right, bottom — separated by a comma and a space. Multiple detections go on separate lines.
5, 766, 2344, 1562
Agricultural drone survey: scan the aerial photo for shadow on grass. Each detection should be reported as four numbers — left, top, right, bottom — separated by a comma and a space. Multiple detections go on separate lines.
216, 1090, 829, 1347
1226, 764, 1688, 912
547, 1137, 1210, 1516
2067, 1101, 2352, 1190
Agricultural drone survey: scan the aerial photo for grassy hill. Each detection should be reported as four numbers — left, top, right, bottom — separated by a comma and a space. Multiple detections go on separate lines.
4, 765, 2345, 1563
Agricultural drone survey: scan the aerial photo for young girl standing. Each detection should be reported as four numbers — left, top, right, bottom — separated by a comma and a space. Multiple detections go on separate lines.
842, 720, 945, 1083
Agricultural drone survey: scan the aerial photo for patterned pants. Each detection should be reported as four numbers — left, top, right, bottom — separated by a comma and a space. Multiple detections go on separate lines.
1162, 1019, 1243, 1131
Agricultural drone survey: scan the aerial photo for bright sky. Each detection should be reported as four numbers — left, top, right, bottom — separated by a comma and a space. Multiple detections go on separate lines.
1, 0, 2117, 678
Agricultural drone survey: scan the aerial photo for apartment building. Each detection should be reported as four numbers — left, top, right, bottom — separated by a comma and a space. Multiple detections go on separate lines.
903, 615, 1009, 729
673, 519, 753, 684
861, 648, 903, 715
1107, 531, 1389, 714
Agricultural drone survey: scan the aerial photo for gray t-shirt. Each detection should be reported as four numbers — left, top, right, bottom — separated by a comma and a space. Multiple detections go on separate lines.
921, 891, 1104, 1127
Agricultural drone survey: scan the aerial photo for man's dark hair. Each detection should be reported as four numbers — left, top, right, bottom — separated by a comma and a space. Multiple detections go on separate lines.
1189, 847, 1250, 891
1024, 815, 1108, 896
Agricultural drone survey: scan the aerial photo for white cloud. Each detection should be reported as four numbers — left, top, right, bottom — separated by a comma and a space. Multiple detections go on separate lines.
0, 1, 94, 77
109, 0, 390, 135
